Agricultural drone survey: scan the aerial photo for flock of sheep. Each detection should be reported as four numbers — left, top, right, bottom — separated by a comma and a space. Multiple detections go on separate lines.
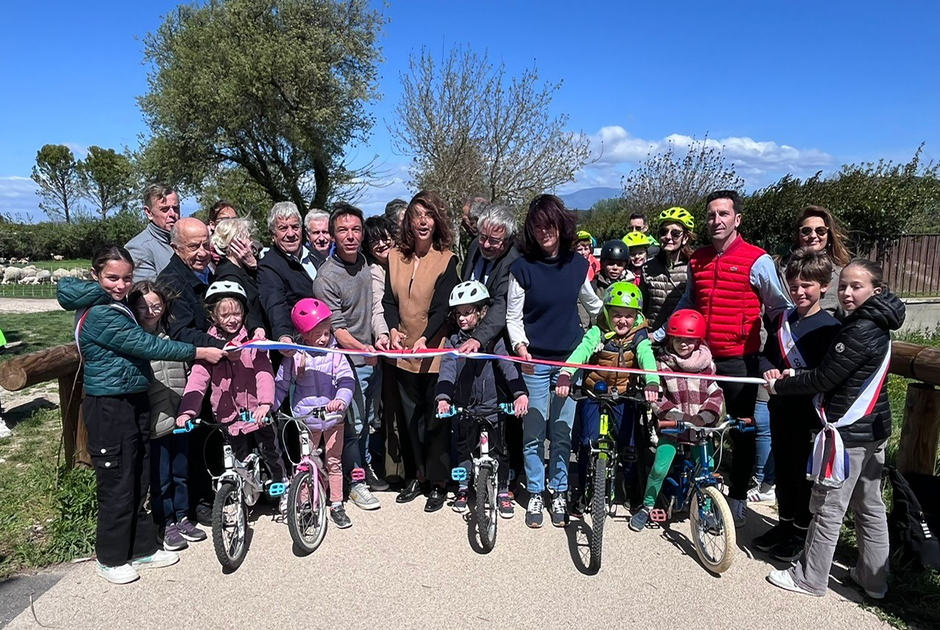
0, 264, 90, 285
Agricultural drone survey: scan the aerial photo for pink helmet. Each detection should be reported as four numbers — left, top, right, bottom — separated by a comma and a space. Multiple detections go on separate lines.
291, 298, 332, 334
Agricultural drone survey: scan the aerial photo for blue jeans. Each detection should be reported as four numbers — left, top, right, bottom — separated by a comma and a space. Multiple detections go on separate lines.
150, 432, 190, 526
521, 364, 579, 494
345, 362, 380, 477
753, 398, 775, 485
576, 399, 637, 491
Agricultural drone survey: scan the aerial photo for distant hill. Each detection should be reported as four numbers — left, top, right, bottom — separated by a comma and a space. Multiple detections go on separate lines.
558, 187, 620, 210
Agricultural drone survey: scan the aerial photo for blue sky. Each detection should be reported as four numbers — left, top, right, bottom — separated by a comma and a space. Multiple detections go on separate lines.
1, 0, 938, 220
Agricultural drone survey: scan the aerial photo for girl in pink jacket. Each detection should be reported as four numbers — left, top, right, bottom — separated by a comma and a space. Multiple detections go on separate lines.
273, 298, 356, 528
176, 282, 285, 509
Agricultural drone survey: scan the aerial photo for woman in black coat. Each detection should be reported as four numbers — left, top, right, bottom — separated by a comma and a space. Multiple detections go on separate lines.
211, 218, 267, 339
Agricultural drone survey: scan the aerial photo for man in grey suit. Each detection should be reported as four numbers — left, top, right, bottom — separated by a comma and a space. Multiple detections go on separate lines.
125, 183, 180, 281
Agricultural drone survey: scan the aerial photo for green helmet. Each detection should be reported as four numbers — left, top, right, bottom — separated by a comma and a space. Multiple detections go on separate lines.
658, 206, 695, 231
576, 230, 596, 248
622, 231, 654, 248
604, 281, 643, 310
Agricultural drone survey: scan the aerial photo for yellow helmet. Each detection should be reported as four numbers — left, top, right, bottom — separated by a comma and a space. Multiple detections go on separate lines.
622, 231, 653, 248
658, 206, 695, 231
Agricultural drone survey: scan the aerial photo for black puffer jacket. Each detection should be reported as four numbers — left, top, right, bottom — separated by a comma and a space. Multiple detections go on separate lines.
435, 331, 527, 419
774, 292, 905, 443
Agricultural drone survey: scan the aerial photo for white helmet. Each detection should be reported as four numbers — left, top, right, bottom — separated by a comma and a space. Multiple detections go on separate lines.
449, 280, 490, 307
205, 280, 247, 305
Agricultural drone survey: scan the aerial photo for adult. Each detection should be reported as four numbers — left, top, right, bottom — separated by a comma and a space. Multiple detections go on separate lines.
207, 200, 238, 234
258, 202, 316, 348
212, 218, 266, 339
783, 205, 852, 317
653, 190, 791, 526
383, 198, 407, 239
313, 202, 389, 511
507, 194, 603, 528
643, 207, 695, 331
383, 191, 459, 512
458, 204, 521, 354
305, 209, 333, 272
126, 183, 180, 281
364, 216, 394, 343
461, 196, 488, 238
626, 210, 660, 258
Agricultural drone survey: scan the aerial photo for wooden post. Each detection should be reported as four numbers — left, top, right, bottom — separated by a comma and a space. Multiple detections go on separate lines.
59, 369, 90, 468
897, 383, 940, 476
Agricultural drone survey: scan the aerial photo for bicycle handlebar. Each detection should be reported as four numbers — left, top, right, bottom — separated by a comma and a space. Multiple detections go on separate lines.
436, 402, 517, 418
568, 385, 650, 407
174, 409, 278, 435
658, 416, 754, 435
276, 408, 346, 424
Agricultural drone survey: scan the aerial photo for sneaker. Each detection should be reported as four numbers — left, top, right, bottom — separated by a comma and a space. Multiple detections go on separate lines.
194, 501, 213, 527
95, 562, 139, 584
497, 493, 514, 519
131, 549, 180, 571
629, 506, 651, 532
177, 518, 207, 542
525, 494, 544, 528
748, 482, 776, 503
452, 489, 469, 513
162, 524, 188, 551
766, 569, 821, 597
365, 464, 390, 492
771, 534, 806, 562
550, 492, 568, 528
278, 494, 289, 517
753, 523, 793, 552
568, 491, 585, 518
849, 566, 887, 600
330, 505, 352, 529
349, 482, 381, 511
728, 498, 747, 528
0, 418, 12, 439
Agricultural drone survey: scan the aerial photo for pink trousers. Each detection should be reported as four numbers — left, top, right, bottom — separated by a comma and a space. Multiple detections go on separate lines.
309, 424, 344, 502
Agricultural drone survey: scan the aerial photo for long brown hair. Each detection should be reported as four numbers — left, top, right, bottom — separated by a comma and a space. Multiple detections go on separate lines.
794, 205, 852, 267
397, 191, 453, 259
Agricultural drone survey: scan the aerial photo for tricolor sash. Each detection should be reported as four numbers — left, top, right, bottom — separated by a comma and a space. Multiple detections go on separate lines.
777, 309, 808, 369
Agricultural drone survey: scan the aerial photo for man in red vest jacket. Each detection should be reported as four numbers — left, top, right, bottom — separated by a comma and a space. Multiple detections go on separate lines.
653, 190, 791, 527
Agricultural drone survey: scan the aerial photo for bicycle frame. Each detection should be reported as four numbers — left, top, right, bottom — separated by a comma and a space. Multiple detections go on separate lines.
446, 404, 513, 485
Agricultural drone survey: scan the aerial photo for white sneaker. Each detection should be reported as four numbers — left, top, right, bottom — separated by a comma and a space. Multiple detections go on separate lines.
349, 482, 381, 511
95, 562, 139, 584
767, 569, 821, 597
747, 482, 776, 503
728, 497, 747, 528
131, 549, 179, 570
279, 494, 289, 516
0, 418, 12, 439
849, 566, 887, 599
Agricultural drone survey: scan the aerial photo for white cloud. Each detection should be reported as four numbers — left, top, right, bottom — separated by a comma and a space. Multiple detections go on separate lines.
0, 176, 44, 222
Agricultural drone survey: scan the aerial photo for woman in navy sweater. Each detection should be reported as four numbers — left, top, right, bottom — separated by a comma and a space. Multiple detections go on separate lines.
507, 194, 603, 528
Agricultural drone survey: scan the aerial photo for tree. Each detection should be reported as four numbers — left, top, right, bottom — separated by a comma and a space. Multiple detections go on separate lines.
77, 146, 136, 219
30, 144, 82, 223
138, 0, 383, 211
196, 165, 275, 239
390, 46, 591, 233
577, 197, 630, 242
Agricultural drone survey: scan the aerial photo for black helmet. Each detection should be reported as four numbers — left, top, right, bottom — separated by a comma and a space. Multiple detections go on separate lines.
600, 239, 629, 262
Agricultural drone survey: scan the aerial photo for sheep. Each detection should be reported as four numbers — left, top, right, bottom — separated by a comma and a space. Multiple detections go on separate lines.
37, 270, 52, 283
18, 274, 40, 285
2, 267, 24, 284
51, 268, 70, 283
52, 254, 64, 261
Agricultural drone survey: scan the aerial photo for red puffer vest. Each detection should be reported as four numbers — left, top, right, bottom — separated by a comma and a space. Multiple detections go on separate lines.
689, 236, 765, 358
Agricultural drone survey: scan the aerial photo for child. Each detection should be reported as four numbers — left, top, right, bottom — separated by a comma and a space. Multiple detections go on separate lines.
176, 281, 286, 512
435, 281, 529, 519
754, 249, 841, 561
556, 281, 661, 515
622, 231, 652, 289
579, 240, 634, 330
130, 281, 207, 552
629, 309, 725, 532
575, 230, 600, 282
57, 245, 225, 584
767, 260, 904, 599
272, 298, 356, 528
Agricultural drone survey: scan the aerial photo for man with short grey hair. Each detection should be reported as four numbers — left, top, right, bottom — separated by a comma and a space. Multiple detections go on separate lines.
461, 196, 488, 238
304, 209, 332, 271
126, 182, 180, 281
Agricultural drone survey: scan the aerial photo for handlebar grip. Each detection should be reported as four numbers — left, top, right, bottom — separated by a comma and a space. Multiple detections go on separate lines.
436, 407, 458, 418
657, 419, 679, 429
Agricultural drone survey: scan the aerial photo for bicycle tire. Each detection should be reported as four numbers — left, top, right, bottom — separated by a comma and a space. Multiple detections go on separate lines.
475, 466, 497, 552
589, 455, 608, 572
212, 481, 247, 570
287, 469, 327, 554
691, 485, 736, 574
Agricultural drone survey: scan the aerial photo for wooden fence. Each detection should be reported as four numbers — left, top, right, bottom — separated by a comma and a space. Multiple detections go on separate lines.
875, 234, 940, 298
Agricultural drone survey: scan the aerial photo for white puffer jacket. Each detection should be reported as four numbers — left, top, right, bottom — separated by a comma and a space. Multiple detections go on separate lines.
148, 331, 190, 439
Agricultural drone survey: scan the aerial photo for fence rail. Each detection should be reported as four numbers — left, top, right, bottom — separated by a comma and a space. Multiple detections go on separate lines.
876, 234, 940, 298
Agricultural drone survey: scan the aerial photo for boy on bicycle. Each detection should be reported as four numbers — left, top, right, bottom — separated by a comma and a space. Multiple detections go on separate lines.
436, 281, 529, 518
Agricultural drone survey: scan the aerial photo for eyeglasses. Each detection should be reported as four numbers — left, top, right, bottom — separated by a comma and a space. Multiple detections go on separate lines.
629, 226, 645, 232
659, 227, 684, 239
135, 303, 164, 315
800, 226, 829, 237
479, 233, 508, 247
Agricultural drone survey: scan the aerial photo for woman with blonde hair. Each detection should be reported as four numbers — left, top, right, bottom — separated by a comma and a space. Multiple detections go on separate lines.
213, 218, 266, 339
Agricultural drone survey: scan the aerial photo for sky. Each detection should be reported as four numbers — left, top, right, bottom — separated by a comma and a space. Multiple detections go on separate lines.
1, 0, 938, 220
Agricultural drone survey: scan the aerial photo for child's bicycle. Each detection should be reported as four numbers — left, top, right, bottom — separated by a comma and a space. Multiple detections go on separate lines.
570, 382, 647, 572
438, 403, 515, 552
174, 413, 286, 571
654, 415, 754, 574
277, 409, 346, 554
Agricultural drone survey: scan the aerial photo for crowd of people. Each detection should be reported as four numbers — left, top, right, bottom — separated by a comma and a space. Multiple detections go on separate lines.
58, 183, 904, 602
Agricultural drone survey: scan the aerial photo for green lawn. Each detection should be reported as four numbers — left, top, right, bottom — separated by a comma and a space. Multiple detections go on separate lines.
0, 259, 90, 299
0, 310, 75, 364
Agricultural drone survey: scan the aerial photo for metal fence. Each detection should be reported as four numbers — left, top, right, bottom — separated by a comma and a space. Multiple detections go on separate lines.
877, 234, 940, 298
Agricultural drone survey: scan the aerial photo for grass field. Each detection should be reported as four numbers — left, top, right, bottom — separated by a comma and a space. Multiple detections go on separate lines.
0, 259, 91, 299
0, 310, 75, 364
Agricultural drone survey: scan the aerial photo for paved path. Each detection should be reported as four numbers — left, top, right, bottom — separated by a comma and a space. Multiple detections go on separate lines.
0, 298, 62, 315
5, 498, 888, 630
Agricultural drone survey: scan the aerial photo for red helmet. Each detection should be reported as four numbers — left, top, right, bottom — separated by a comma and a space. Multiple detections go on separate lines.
666, 309, 706, 340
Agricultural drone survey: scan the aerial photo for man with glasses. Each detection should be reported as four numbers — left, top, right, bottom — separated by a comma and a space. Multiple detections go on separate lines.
626, 211, 660, 257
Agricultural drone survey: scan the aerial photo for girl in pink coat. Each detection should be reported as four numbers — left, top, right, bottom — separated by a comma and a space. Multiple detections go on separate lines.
176, 281, 285, 510
273, 298, 356, 529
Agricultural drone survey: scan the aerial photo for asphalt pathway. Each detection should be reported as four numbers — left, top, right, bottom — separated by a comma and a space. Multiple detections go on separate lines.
4, 496, 888, 630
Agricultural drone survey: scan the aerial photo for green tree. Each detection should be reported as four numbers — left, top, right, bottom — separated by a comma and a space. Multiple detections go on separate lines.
30, 144, 82, 224
577, 197, 629, 242
77, 146, 136, 219
138, 0, 384, 211
197, 166, 275, 238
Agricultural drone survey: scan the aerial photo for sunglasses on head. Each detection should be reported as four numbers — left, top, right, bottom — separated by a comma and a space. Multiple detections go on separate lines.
658, 226, 684, 239
800, 226, 829, 237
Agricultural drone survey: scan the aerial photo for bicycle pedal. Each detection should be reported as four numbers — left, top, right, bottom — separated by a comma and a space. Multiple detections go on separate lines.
350, 467, 366, 483
649, 508, 668, 523
268, 482, 288, 497
451, 467, 468, 482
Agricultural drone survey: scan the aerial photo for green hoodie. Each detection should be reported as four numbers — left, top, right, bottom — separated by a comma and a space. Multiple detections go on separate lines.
57, 277, 196, 396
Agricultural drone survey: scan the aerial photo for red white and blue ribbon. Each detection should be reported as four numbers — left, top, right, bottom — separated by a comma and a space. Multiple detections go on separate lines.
229, 339, 766, 385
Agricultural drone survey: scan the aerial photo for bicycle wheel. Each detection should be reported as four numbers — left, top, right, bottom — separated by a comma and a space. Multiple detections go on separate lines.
212, 481, 247, 570
589, 455, 608, 572
474, 466, 497, 552
287, 469, 327, 554
690, 485, 736, 573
